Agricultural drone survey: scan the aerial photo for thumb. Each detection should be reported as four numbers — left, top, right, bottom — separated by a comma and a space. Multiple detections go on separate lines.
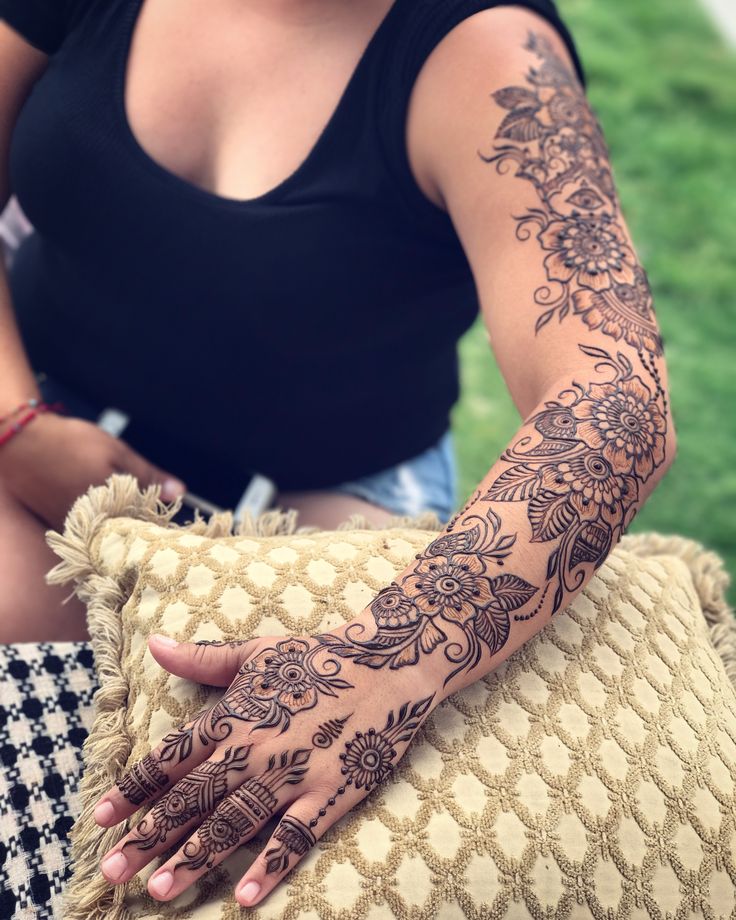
116, 441, 186, 502
148, 634, 251, 687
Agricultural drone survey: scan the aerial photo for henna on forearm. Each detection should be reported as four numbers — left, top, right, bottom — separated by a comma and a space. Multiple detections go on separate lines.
318, 31, 672, 691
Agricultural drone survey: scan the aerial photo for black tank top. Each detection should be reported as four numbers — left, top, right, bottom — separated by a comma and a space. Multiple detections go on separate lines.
1, 0, 585, 491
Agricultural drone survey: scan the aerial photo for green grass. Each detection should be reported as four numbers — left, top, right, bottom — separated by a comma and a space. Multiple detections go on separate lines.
452, 0, 736, 602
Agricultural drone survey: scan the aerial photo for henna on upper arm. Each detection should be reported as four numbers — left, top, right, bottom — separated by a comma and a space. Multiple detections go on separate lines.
480, 30, 662, 357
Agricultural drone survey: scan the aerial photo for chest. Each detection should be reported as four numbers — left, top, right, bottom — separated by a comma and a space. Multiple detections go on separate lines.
123, 0, 396, 201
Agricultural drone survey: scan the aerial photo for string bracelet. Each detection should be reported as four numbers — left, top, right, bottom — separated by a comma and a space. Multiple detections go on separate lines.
0, 400, 66, 449
0, 397, 45, 427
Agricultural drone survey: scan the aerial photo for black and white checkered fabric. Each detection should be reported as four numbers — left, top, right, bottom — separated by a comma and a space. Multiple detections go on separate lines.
0, 643, 97, 920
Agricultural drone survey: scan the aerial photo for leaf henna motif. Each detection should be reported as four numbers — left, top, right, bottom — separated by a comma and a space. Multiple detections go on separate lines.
319, 509, 538, 684
485, 345, 668, 614
480, 31, 662, 356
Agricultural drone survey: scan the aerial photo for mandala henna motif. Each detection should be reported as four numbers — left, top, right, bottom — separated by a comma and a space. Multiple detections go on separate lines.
279, 695, 436, 877
319, 511, 537, 683
481, 31, 662, 356
485, 344, 668, 615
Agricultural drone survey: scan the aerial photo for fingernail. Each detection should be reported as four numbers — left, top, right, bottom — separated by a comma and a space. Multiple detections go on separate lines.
161, 478, 186, 501
94, 800, 115, 825
151, 634, 178, 648
149, 870, 174, 898
101, 851, 128, 881
238, 880, 261, 904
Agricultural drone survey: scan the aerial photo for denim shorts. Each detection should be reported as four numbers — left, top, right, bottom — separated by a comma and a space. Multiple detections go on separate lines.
330, 430, 458, 524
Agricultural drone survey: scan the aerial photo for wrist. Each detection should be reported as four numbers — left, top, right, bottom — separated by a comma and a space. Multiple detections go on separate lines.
335, 607, 453, 705
0, 399, 64, 450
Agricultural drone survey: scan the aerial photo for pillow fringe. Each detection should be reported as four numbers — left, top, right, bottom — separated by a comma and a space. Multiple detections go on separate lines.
621, 531, 736, 688
43, 476, 734, 920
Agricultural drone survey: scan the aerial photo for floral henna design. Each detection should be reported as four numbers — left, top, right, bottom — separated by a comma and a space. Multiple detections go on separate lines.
174, 749, 312, 873
209, 638, 352, 734
485, 344, 667, 614
481, 31, 662, 355
265, 696, 435, 878
121, 746, 251, 853
320, 511, 537, 683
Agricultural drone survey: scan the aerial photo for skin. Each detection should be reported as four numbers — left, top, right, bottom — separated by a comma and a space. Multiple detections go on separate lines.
3, 0, 677, 907
0, 1, 398, 640
85, 2, 676, 911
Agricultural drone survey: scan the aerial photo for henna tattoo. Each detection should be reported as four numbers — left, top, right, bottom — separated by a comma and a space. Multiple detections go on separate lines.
174, 748, 312, 873
116, 752, 170, 806
194, 639, 249, 648
208, 638, 352, 734
264, 817, 316, 875
311, 715, 352, 749
480, 31, 663, 356
122, 745, 251, 853
295, 694, 435, 864
117, 639, 351, 803
257, 697, 433, 879
485, 344, 667, 614
320, 509, 537, 683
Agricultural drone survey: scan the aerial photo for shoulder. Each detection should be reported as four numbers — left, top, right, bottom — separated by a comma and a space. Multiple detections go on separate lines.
404, 4, 586, 210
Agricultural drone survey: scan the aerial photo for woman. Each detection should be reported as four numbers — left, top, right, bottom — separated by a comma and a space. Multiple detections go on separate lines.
0, 0, 675, 909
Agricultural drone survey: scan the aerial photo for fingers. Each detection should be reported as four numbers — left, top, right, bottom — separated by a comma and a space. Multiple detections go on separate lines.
234, 791, 353, 908
146, 748, 316, 903
114, 440, 186, 501
100, 745, 252, 886
95, 707, 219, 828
148, 634, 252, 688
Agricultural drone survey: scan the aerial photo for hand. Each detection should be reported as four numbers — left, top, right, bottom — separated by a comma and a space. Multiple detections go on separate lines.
92, 629, 439, 908
0, 412, 186, 529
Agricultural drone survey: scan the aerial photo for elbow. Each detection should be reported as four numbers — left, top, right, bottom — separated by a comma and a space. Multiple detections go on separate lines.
652, 414, 678, 487
663, 412, 678, 473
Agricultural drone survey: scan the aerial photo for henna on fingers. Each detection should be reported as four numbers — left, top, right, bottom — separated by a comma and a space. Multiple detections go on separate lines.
174, 748, 312, 873
122, 745, 251, 853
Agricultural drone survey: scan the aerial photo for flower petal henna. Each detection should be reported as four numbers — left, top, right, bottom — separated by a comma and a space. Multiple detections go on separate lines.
209, 639, 352, 734
481, 31, 662, 354
319, 509, 536, 681
485, 345, 667, 614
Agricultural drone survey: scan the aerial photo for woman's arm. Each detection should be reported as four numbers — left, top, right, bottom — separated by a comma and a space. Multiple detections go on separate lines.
0, 22, 48, 406
0, 22, 187, 536
94, 9, 676, 905
320, 6, 676, 698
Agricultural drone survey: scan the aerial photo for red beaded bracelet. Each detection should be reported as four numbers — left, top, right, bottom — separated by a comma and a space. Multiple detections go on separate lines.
0, 397, 44, 428
0, 400, 65, 448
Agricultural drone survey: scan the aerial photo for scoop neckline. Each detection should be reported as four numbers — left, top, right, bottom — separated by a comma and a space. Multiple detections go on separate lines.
115, 0, 404, 209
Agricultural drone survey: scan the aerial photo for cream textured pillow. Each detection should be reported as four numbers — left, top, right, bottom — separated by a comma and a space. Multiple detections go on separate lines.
46, 475, 736, 920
